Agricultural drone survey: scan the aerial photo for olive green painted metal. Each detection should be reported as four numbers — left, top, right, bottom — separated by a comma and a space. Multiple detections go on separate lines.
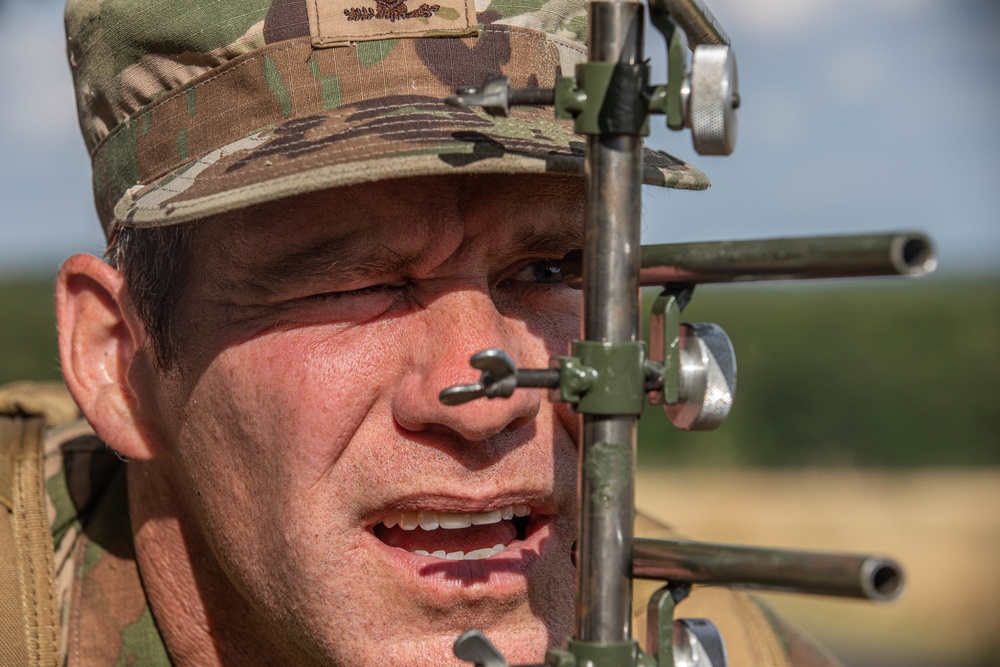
553, 62, 652, 136
571, 341, 648, 415
560, 639, 644, 667
646, 587, 677, 667
632, 538, 905, 601
647, 291, 684, 405
551, 357, 600, 405
665, 26, 687, 130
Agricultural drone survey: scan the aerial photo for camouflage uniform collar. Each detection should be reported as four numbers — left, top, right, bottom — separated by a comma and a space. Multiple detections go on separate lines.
45, 420, 172, 665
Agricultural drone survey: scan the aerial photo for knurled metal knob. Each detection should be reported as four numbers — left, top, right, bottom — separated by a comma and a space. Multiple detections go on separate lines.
686, 45, 739, 156
673, 618, 729, 667
664, 322, 736, 431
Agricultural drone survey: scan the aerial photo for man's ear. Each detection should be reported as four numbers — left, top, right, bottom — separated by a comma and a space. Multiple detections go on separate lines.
56, 253, 161, 460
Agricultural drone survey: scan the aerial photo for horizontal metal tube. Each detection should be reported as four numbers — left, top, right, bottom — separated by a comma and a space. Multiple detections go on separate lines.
647, 0, 729, 46
632, 537, 904, 601
561, 232, 936, 288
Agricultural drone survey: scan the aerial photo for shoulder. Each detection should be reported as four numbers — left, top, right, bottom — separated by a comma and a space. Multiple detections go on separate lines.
0, 381, 115, 546
1, 381, 169, 664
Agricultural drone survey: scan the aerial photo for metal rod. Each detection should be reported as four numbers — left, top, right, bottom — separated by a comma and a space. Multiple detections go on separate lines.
646, 0, 730, 46
509, 88, 556, 106
632, 538, 904, 601
576, 0, 645, 645
560, 232, 936, 288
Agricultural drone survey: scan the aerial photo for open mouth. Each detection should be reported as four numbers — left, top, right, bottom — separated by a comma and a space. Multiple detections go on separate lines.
372, 505, 533, 561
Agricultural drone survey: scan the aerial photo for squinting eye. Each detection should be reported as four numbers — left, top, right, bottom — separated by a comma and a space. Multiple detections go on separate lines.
507, 260, 563, 286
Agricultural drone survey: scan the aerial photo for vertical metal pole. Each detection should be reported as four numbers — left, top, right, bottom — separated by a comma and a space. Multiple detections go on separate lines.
577, 0, 645, 645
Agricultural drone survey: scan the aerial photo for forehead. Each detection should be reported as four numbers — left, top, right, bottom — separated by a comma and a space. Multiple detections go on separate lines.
192, 175, 585, 277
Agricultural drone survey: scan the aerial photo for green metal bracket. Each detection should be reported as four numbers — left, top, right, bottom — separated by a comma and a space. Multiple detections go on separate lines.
665, 25, 687, 130
646, 583, 691, 667
554, 62, 651, 136
570, 340, 647, 415
564, 639, 642, 667
648, 288, 690, 406
641, 15, 687, 130
555, 76, 587, 119
647, 587, 675, 667
551, 356, 600, 405
546, 647, 577, 667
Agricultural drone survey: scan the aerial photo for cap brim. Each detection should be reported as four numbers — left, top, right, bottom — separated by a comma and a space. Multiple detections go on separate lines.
114, 96, 708, 228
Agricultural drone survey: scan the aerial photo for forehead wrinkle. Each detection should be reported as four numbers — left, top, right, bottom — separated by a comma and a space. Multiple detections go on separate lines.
509, 223, 583, 257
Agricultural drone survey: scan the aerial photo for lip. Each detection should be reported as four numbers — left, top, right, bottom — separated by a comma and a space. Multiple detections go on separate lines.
366, 502, 555, 596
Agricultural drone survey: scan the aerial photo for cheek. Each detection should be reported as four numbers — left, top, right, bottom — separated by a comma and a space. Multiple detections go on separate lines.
180, 325, 399, 488
164, 324, 407, 607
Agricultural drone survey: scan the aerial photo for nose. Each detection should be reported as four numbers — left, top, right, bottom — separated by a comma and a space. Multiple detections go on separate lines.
391, 287, 543, 444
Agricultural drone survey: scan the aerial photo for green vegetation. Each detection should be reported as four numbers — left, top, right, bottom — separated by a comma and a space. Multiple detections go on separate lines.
2, 276, 997, 467
0, 276, 60, 383
638, 279, 1000, 468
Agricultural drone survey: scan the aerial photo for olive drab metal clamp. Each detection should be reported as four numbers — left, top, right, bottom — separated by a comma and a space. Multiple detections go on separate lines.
445, 0, 739, 156
441, 0, 931, 666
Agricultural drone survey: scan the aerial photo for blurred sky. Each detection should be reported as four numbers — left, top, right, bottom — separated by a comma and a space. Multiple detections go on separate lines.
0, 0, 997, 277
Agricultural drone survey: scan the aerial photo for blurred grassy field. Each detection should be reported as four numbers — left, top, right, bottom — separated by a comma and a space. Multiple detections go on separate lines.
637, 469, 1000, 667
0, 276, 59, 383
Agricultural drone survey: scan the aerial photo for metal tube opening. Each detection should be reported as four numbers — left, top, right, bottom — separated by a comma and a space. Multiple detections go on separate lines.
892, 234, 936, 276
871, 562, 903, 600
863, 558, 904, 601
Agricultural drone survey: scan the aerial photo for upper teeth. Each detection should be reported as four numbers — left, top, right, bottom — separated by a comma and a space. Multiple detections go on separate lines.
412, 544, 507, 560
382, 504, 530, 530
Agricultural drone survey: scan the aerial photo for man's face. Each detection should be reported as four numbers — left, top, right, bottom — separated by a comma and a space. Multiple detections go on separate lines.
136, 175, 584, 665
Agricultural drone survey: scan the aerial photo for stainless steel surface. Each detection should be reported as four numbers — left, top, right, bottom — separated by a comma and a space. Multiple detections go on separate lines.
633, 538, 905, 601
648, 0, 730, 46
673, 619, 728, 667
446, 75, 512, 117
576, 0, 644, 645
663, 323, 736, 431
687, 45, 738, 155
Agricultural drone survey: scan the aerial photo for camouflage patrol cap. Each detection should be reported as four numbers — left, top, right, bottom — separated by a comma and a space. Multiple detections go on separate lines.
65, 0, 709, 238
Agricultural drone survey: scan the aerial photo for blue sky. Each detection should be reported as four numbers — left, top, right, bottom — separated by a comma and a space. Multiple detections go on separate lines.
1, 0, 997, 277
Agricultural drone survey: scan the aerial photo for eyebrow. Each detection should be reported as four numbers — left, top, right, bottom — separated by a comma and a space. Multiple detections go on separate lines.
234, 217, 583, 297
240, 237, 419, 296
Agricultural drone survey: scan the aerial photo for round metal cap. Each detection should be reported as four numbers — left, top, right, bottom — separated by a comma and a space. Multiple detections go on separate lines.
664, 322, 737, 431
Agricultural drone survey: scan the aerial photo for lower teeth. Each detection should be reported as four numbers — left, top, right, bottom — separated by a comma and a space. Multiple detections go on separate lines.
412, 544, 506, 560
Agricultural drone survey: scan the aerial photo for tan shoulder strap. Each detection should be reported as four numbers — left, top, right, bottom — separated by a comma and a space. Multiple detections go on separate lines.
0, 411, 62, 666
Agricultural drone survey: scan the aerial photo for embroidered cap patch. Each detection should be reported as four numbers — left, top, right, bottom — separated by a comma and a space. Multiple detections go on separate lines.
308, 0, 477, 46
